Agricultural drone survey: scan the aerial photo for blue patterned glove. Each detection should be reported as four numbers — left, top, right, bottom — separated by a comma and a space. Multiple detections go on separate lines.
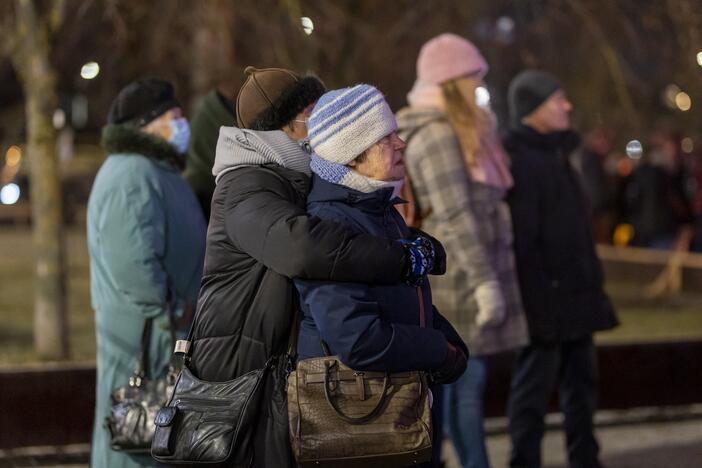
408, 228, 446, 275
400, 236, 436, 286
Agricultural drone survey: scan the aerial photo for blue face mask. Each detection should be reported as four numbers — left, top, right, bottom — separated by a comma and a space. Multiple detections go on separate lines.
169, 118, 191, 154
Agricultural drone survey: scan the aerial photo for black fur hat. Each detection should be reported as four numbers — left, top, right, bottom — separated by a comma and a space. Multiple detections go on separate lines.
236, 66, 326, 130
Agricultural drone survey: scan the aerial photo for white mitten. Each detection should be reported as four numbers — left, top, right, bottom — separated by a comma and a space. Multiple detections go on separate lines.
475, 280, 507, 327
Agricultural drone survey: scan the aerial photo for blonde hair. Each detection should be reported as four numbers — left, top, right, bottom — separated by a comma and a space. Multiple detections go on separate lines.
441, 78, 494, 167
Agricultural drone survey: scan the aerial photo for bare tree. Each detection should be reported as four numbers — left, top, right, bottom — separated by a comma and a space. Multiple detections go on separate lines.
7, 0, 69, 359
189, 0, 236, 107
567, 0, 639, 129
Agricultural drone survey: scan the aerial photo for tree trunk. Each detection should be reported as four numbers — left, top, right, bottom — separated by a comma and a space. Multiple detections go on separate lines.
12, 0, 69, 360
189, 0, 236, 109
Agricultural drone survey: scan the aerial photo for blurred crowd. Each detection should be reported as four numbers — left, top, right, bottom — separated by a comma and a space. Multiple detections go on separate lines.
572, 130, 701, 252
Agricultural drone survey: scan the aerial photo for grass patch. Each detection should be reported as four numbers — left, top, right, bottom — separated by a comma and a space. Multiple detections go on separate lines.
598, 283, 702, 344
0, 227, 701, 365
0, 226, 94, 364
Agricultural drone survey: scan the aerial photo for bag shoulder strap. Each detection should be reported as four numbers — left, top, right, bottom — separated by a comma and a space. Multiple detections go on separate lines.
132, 288, 179, 384
417, 286, 426, 328
287, 301, 301, 357
174, 301, 200, 361
129, 318, 152, 386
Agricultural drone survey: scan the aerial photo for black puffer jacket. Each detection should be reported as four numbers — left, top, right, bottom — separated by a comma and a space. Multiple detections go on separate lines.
189, 129, 406, 382
503, 124, 619, 343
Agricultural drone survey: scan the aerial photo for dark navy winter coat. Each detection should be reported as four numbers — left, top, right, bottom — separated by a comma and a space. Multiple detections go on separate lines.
503, 124, 619, 343
295, 175, 467, 372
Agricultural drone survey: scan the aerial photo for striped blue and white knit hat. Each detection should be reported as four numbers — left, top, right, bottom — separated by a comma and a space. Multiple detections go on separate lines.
307, 84, 397, 165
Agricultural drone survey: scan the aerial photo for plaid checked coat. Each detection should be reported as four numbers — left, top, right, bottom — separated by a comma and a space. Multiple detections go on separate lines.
396, 107, 528, 356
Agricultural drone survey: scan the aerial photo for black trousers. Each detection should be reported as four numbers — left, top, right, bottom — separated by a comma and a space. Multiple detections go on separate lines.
507, 336, 601, 468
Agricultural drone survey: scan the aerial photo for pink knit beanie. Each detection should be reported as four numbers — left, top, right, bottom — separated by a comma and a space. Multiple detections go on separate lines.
417, 33, 488, 85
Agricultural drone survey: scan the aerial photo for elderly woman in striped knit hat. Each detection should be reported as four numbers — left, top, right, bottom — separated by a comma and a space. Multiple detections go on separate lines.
293, 84, 469, 467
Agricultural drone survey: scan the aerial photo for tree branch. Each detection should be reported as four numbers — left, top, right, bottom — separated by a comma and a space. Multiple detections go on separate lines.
567, 0, 639, 129
48, 0, 65, 35
0, 4, 18, 59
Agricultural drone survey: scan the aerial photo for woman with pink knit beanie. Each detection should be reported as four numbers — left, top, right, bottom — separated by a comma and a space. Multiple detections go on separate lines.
397, 33, 529, 468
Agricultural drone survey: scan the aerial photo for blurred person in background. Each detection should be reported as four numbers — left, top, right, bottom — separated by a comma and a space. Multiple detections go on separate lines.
397, 33, 529, 468
570, 127, 617, 244
88, 78, 206, 468
503, 69, 619, 468
184, 87, 237, 221
624, 132, 693, 250
685, 143, 702, 252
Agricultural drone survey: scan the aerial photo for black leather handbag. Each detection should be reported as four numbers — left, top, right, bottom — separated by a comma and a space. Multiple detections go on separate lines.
151, 354, 272, 465
105, 317, 177, 453
150, 309, 298, 465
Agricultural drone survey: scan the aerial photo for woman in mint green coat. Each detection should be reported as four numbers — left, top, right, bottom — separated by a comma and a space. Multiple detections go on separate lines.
88, 79, 206, 467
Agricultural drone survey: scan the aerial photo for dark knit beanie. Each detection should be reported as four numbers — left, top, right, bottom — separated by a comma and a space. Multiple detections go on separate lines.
508, 70, 562, 123
107, 78, 180, 126
236, 66, 326, 130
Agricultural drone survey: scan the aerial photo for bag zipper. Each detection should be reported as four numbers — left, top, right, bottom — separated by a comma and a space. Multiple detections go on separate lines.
173, 396, 232, 408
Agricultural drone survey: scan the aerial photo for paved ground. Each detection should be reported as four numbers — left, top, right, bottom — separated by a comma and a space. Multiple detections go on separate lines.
444, 418, 702, 468
2, 417, 701, 467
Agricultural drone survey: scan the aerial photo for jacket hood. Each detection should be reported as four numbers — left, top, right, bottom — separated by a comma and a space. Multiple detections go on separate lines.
213, 126, 311, 183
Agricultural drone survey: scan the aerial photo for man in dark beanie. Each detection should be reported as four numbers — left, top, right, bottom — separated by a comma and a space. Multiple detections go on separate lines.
88, 78, 206, 467
185, 67, 446, 467
502, 70, 618, 468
